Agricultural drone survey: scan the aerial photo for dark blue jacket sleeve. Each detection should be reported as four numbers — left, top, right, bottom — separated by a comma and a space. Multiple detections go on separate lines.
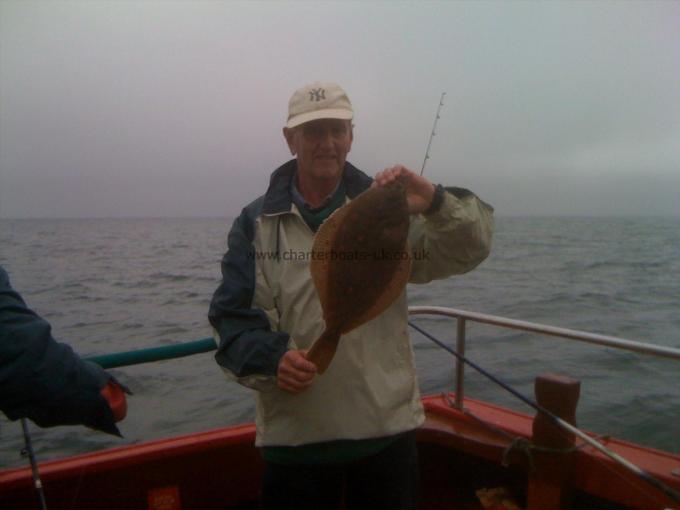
0, 266, 120, 435
208, 202, 290, 379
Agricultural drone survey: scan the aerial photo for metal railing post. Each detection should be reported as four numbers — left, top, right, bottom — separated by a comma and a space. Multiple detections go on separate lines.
455, 318, 466, 409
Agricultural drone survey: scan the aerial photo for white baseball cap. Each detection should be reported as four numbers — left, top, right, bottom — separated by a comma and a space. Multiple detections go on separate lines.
286, 82, 354, 128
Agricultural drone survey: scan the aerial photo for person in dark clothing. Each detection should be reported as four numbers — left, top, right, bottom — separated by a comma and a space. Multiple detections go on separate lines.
0, 264, 127, 435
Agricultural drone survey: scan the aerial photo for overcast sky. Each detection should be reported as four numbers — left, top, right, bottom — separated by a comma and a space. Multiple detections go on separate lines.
1, 0, 678, 218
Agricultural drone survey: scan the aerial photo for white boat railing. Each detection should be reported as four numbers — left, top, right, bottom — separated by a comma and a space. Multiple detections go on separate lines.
408, 306, 680, 410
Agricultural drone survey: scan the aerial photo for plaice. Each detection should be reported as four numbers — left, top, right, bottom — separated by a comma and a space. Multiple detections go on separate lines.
307, 180, 411, 373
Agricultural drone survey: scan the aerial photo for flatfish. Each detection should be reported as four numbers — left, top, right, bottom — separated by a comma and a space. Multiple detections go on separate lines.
306, 180, 411, 373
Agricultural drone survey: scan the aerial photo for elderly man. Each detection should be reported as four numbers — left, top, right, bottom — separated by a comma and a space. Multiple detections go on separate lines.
209, 82, 493, 509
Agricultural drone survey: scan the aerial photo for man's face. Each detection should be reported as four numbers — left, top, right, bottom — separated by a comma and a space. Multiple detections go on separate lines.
283, 119, 353, 183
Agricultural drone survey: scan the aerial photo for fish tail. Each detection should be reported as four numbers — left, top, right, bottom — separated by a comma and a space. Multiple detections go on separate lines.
306, 329, 341, 375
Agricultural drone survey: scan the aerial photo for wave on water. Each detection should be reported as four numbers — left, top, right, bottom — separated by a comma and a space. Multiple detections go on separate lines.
149, 271, 192, 282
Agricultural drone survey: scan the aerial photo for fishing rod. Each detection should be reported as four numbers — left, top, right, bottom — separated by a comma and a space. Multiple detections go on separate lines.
420, 92, 446, 176
21, 418, 48, 510
407, 320, 680, 505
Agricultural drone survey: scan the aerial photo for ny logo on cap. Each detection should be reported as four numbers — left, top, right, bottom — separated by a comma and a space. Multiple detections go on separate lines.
309, 88, 326, 102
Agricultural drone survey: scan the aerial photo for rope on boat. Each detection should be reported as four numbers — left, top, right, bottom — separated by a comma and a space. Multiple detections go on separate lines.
451, 399, 612, 472
501, 435, 614, 473
408, 320, 680, 505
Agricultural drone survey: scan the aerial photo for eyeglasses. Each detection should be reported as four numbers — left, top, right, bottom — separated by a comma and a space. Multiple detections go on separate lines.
300, 121, 350, 142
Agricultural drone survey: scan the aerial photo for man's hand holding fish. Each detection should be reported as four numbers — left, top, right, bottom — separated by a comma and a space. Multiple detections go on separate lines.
372, 164, 437, 215
276, 349, 317, 394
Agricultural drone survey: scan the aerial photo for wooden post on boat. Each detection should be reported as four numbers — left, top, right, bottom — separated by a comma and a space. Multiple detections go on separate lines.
526, 373, 580, 510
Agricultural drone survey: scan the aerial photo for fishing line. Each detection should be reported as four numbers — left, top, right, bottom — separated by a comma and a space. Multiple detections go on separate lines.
407, 320, 680, 505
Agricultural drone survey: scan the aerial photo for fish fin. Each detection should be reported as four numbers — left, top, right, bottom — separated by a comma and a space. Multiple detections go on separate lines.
306, 329, 341, 375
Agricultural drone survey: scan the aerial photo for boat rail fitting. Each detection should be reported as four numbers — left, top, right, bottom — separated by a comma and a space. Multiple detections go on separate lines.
408, 306, 680, 405
86, 337, 218, 369
455, 318, 466, 410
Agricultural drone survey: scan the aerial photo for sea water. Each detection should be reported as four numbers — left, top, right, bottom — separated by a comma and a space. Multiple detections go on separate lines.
0, 216, 678, 468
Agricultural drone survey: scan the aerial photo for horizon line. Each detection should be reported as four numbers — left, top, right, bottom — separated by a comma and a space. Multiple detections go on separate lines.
1, 213, 679, 221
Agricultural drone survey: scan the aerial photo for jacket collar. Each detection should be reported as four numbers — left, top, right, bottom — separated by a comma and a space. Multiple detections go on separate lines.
261, 159, 373, 215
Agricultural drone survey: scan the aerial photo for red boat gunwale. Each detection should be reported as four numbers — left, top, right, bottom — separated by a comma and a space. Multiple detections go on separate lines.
1, 394, 678, 510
